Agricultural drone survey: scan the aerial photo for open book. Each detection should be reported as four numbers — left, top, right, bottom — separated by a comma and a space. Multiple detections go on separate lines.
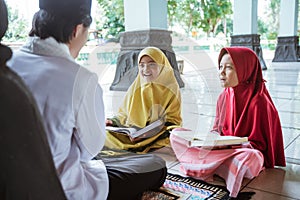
106, 119, 164, 142
171, 130, 248, 148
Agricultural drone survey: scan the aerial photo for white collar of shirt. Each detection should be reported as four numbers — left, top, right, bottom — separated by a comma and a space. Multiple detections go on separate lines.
21, 36, 75, 62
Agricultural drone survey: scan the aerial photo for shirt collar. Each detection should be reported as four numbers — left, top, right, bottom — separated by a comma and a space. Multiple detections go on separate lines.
21, 36, 75, 62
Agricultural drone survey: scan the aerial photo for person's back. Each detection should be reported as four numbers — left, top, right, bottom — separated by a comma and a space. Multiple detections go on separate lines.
0, 0, 66, 198
9, 19, 109, 200
9, 46, 108, 199
0, 56, 67, 200
8, 1, 167, 199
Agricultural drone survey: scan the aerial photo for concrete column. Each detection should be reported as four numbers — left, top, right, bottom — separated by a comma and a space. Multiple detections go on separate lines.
124, 0, 167, 31
110, 0, 184, 91
231, 0, 267, 69
273, 0, 299, 62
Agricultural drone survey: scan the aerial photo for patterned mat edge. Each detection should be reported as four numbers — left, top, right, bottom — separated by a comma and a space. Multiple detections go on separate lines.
164, 173, 230, 200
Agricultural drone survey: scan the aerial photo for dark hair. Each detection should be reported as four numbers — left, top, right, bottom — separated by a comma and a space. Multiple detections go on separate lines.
29, 9, 92, 43
0, 0, 12, 65
0, 0, 8, 39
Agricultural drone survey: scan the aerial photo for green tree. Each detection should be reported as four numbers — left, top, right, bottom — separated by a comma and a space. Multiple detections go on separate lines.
96, 0, 232, 39
168, 0, 232, 37
96, 0, 124, 40
216, 17, 233, 37
257, 19, 268, 39
266, 0, 280, 40
168, 0, 202, 36
167, 0, 178, 28
198, 0, 232, 37
3, 6, 28, 42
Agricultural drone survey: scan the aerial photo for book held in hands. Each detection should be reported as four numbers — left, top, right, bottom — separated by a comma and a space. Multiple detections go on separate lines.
171, 129, 248, 149
105, 119, 164, 142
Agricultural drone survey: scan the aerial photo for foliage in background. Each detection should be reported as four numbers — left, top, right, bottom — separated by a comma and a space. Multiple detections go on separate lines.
167, 0, 232, 37
97, 0, 232, 39
258, 19, 268, 38
3, 6, 28, 42
198, 0, 232, 37
97, 0, 124, 40
167, 0, 202, 35
267, 0, 280, 39
216, 17, 233, 37
255, 0, 280, 50
4, 0, 284, 42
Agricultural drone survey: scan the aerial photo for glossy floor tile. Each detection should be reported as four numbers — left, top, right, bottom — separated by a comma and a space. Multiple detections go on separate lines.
244, 164, 300, 199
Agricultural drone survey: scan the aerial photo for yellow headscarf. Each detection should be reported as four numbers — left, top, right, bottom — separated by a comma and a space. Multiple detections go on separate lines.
106, 46, 182, 152
118, 46, 182, 126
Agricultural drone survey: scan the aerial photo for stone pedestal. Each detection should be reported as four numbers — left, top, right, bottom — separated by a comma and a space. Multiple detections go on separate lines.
273, 36, 299, 62
110, 29, 184, 91
230, 34, 267, 70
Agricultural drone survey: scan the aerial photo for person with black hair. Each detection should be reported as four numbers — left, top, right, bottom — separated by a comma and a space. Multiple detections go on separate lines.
8, 0, 167, 199
0, 0, 66, 199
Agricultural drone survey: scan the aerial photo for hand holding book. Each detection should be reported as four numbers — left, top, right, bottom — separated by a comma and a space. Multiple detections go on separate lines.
171, 129, 248, 149
106, 119, 165, 142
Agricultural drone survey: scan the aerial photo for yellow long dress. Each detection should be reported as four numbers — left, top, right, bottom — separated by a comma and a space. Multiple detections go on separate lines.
105, 47, 182, 153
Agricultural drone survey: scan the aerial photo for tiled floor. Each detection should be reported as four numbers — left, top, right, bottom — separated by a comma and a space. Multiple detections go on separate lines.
98, 51, 300, 199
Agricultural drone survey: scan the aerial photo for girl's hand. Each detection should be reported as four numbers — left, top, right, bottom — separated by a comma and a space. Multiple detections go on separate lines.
210, 131, 221, 136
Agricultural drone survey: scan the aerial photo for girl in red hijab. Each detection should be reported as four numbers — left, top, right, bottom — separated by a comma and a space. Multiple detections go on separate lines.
215, 47, 285, 168
170, 47, 285, 197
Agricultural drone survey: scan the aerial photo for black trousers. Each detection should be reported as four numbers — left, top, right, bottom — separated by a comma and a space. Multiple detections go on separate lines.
100, 152, 167, 200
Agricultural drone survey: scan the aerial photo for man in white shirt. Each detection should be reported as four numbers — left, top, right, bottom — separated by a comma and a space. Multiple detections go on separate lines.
8, 0, 167, 199
1, 0, 66, 198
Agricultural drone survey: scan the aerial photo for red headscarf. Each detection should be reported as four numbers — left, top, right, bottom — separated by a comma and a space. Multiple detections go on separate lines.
214, 47, 285, 168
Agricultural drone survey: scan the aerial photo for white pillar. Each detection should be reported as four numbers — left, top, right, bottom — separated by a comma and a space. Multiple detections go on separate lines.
233, 0, 257, 35
273, 0, 299, 62
231, 0, 266, 69
124, 0, 167, 31
278, 0, 298, 36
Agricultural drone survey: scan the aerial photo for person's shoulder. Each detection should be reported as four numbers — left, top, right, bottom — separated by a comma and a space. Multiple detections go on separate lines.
73, 65, 99, 87
49, 56, 99, 82
75, 64, 96, 76
52, 56, 98, 80
217, 90, 226, 101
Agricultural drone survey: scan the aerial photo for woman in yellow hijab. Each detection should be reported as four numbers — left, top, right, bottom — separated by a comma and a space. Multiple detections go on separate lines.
106, 46, 182, 153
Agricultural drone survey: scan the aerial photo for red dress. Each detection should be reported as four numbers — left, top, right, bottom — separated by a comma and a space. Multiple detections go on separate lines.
215, 47, 285, 168
170, 47, 285, 197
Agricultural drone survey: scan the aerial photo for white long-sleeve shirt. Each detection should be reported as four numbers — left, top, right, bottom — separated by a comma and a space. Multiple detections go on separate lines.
8, 37, 108, 200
